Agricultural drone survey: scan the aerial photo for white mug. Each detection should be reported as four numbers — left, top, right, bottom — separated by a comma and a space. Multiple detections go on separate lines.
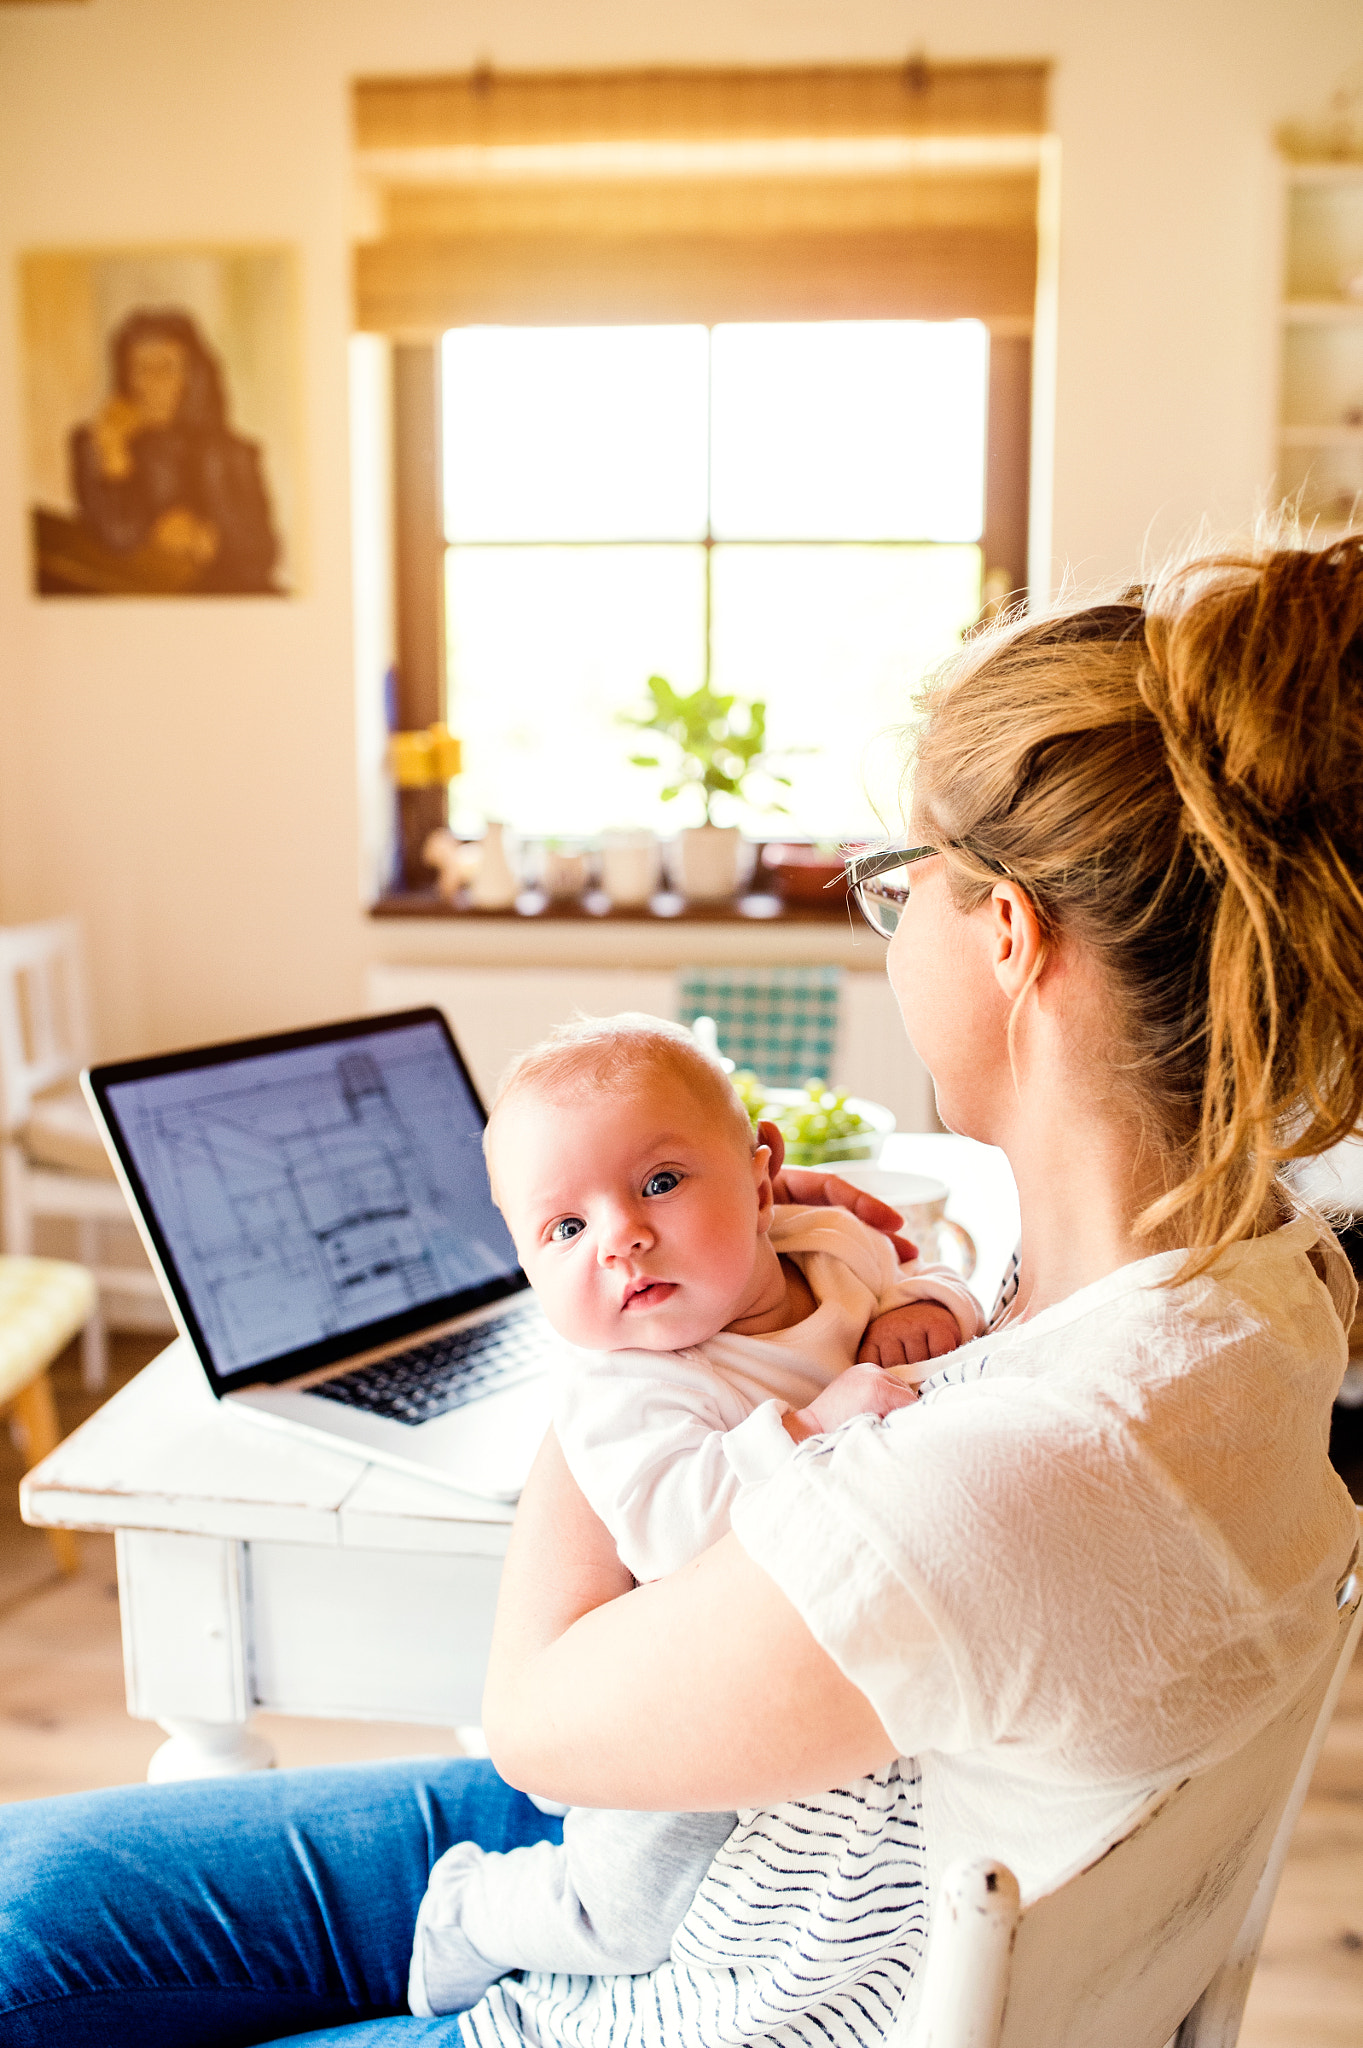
834, 1164, 977, 1279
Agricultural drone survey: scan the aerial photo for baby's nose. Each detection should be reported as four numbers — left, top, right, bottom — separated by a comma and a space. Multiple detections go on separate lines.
598, 1207, 654, 1260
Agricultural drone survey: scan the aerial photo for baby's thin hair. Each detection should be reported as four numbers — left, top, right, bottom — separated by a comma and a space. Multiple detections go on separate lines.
484, 1012, 757, 1166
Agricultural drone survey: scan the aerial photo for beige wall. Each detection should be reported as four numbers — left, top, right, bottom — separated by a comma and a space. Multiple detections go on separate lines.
0, 0, 1359, 1059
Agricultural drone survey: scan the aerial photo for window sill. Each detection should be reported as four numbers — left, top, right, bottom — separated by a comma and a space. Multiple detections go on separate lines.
369, 887, 854, 925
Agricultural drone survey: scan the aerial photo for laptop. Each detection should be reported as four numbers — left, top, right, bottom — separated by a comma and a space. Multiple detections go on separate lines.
83, 1007, 558, 1501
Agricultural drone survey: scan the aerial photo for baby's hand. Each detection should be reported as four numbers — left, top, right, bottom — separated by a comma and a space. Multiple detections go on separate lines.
782, 1362, 919, 1443
858, 1303, 962, 1370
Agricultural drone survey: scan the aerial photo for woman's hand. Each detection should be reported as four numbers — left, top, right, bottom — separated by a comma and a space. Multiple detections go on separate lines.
483, 1429, 897, 1812
91, 395, 143, 480
150, 506, 219, 565
759, 1120, 917, 1263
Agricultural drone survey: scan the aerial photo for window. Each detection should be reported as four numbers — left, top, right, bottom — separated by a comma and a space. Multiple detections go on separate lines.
355, 60, 1049, 892
442, 318, 987, 841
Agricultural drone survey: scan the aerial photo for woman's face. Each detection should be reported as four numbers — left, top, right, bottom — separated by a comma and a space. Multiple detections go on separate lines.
127, 337, 188, 427
885, 854, 1009, 1141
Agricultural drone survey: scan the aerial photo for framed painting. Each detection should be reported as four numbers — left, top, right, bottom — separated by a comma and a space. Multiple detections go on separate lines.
21, 245, 302, 597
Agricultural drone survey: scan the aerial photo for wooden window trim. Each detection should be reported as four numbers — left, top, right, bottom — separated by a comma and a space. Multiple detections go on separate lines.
377, 64, 1043, 897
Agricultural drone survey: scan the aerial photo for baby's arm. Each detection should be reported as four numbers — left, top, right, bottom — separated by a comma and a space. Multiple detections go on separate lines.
556, 1350, 786, 1582
858, 1262, 988, 1374
410, 1808, 738, 2013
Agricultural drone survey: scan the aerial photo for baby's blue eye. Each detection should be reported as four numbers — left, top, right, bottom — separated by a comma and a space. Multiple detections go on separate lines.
549, 1216, 586, 1243
643, 1170, 681, 1198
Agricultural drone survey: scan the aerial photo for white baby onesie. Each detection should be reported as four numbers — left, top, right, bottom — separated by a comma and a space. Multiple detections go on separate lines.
408, 1204, 985, 2017
555, 1203, 987, 1582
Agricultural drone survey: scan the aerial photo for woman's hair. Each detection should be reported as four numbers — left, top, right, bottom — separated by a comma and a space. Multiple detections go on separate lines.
909, 535, 1363, 1273
110, 309, 229, 433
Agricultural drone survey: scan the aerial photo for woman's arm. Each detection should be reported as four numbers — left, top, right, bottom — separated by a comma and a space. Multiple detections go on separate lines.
482, 1429, 897, 1812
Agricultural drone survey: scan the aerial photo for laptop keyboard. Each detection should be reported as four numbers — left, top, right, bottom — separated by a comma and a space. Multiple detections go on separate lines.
311, 1298, 554, 1428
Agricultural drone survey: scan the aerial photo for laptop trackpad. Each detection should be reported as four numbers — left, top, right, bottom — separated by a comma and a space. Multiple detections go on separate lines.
230, 1375, 555, 1502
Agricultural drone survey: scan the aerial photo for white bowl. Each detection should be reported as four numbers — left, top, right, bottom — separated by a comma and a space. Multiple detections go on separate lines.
758, 1089, 895, 1166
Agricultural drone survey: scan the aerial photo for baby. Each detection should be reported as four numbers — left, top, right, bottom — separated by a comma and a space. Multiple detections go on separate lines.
409, 1015, 985, 2017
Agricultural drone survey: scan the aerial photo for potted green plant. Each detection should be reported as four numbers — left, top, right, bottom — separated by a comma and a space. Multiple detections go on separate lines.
621, 675, 792, 899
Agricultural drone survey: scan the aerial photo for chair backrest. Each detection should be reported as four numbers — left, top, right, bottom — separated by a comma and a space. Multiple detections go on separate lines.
0, 920, 91, 1133
906, 1552, 1363, 2048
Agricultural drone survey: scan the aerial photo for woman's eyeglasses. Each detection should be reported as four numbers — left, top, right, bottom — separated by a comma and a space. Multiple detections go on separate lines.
836, 845, 939, 940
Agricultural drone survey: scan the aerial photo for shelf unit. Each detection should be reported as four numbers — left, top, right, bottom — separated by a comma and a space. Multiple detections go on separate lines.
1278, 159, 1363, 537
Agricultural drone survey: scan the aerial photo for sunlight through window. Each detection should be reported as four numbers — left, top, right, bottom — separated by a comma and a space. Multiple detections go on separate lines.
441, 320, 987, 840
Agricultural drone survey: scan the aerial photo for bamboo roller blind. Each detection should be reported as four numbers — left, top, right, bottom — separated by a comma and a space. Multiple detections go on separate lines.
354, 63, 1049, 335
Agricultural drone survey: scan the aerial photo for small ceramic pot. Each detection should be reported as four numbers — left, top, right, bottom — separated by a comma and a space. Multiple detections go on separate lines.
600, 831, 661, 906
761, 842, 849, 906
835, 1163, 978, 1279
542, 848, 589, 900
677, 824, 742, 901
469, 822, 518, 910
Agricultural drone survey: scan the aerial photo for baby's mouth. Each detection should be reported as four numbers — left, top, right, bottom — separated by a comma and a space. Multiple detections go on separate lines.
622, 1279, 678, 1312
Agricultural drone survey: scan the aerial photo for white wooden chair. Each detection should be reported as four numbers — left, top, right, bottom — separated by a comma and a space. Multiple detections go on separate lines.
0, 919, 165, 1389
903, 1543, 1363, 2048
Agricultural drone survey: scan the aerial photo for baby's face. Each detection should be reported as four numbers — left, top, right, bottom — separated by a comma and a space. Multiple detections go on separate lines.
489, 1070, 774, 1353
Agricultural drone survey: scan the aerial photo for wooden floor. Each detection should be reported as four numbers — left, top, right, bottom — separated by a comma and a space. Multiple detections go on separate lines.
2, 1337, 1360, 2042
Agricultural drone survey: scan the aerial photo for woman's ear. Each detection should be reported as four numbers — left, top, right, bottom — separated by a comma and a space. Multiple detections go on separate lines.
989, 881, 1047, 1001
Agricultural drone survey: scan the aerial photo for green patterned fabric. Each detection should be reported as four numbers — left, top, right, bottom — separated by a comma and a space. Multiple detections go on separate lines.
0, 1255, 95, 1405
677, 967, 842, 1090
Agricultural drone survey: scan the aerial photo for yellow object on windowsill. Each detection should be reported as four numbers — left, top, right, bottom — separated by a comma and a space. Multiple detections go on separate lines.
388, 723, 462, 788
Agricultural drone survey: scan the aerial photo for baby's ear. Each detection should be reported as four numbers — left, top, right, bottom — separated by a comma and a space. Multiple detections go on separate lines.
751, 1142, 776, 1233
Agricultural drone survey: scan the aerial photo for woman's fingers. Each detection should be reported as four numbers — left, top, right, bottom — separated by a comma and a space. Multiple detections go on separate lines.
768, 1159, 919, 1261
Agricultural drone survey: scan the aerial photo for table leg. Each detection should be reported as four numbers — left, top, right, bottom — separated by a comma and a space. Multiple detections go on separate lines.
148, 1716, 276, 1782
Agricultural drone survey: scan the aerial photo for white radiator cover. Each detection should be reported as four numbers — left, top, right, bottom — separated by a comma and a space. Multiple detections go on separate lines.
366, 964, 936, 1134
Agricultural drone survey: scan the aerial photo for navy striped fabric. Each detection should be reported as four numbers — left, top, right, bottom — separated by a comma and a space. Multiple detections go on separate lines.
461, 1764, 928, 2048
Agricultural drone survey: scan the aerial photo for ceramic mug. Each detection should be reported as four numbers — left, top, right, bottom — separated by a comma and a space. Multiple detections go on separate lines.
834, 1164, 977, 1279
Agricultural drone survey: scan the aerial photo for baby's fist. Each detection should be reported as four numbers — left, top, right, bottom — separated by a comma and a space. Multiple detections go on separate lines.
858, 1303, 962, 1370
782, 1361, 919, 1443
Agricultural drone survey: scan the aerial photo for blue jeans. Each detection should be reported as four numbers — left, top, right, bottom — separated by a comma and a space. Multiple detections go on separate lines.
0, 1756, 561, 2048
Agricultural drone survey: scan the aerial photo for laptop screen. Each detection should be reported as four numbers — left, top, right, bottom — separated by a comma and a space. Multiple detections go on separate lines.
88, 1010, 525, 1393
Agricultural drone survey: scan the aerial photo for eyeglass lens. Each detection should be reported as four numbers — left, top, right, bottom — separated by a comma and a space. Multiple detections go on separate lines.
854, 862, 914, 939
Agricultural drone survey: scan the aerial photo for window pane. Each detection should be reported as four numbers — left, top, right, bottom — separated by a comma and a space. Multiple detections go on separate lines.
446, 545, 707, 838
709, 321, 988, 541
709, 544, 982, 839
443, 327, 710, 542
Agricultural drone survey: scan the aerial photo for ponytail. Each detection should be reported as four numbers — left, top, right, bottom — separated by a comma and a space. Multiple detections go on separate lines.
910, 535, 1363, 1274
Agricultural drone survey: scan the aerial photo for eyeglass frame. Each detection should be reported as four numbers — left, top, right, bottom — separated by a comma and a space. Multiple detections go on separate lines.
834, 844, 939, 941
836, 841, 1017, 940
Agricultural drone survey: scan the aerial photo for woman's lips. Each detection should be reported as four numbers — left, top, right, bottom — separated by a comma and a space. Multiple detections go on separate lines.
623, 1280, 678, 1311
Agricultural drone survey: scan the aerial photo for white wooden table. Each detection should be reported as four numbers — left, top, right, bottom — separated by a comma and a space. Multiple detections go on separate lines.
20, 1135, 1018, 1783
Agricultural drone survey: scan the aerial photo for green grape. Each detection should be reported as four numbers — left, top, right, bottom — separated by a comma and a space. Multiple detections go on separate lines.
759, 1078, 877, 1164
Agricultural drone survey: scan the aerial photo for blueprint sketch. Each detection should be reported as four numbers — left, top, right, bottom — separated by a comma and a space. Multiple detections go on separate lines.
109, 1022, 518, 1374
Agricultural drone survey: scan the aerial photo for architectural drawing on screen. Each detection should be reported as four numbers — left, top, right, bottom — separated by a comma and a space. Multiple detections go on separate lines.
124, 1048, 491, 1365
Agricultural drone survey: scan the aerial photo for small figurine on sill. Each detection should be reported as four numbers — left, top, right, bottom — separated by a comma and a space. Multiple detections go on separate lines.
423, 824, 520, 909
421, 828, 474, 904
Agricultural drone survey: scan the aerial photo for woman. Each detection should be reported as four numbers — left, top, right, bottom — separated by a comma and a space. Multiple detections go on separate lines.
70, 309, 280, 595
2, 538, 1359, 2048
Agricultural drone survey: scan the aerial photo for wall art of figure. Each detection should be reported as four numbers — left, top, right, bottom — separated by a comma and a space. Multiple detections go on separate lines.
22, 247, 302, 598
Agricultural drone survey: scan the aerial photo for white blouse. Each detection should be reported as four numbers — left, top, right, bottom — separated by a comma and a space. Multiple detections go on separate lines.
461, 1213, 1358, 2048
